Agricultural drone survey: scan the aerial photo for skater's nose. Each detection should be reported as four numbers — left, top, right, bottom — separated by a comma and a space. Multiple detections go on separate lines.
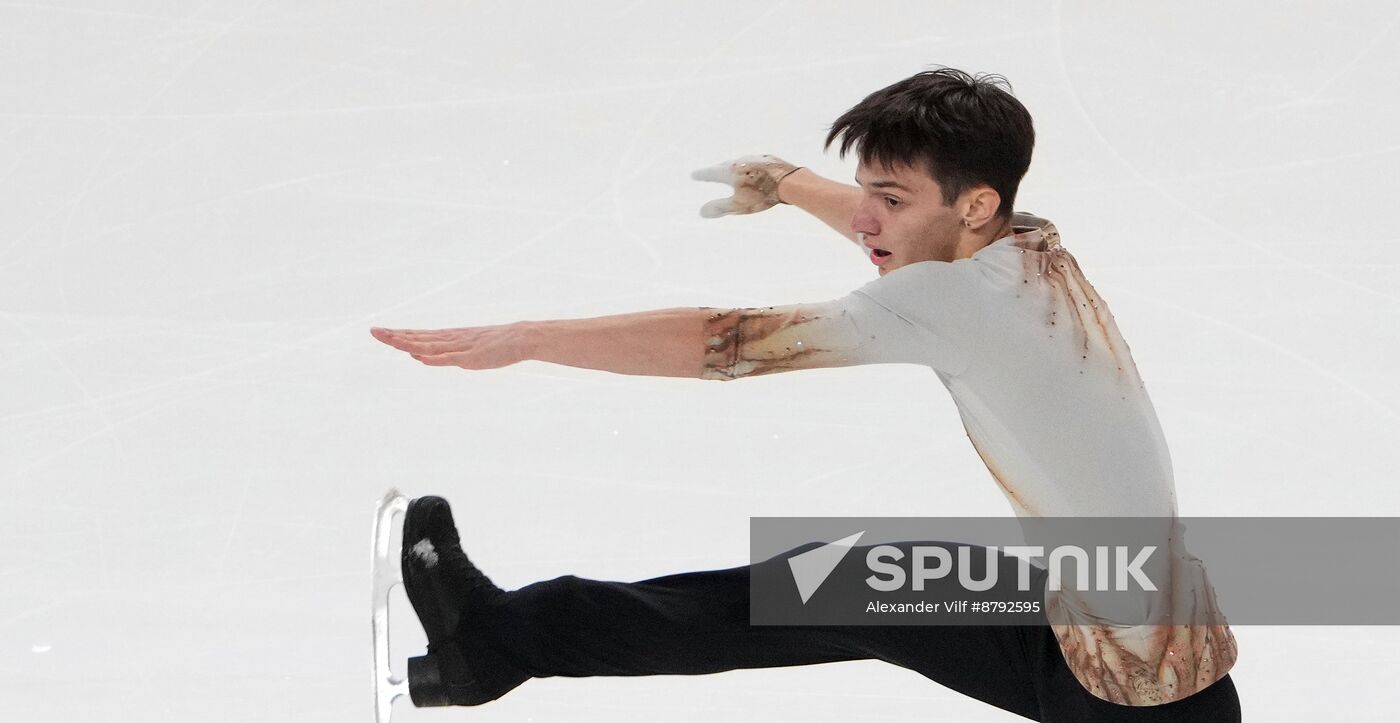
851, 207, 881, 237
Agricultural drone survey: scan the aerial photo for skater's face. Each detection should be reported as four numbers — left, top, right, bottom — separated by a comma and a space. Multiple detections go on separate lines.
851, 159, 988, 275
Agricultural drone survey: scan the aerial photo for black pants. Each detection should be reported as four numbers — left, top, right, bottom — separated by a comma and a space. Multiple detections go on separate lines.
470, 542, 1241, 722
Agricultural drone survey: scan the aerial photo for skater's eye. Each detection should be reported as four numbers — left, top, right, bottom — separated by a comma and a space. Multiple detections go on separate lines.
884, 196, 901, 208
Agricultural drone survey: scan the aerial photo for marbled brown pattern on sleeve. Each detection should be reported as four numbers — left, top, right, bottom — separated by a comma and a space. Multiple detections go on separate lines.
700, 305, 856, 381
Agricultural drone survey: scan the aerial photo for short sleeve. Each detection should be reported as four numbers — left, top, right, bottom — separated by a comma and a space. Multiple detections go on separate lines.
700, 262, 974, 381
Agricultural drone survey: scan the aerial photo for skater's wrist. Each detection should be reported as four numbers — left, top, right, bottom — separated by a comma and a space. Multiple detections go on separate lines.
512, 320, 544, 363
774, 166, 812, 205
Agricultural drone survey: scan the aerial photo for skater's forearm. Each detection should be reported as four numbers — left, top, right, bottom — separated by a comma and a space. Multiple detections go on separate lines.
518, 308, 714, 378
778, 168, 863, 247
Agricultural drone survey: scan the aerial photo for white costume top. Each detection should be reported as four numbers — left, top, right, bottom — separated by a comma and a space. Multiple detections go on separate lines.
701, 213, 1237, 705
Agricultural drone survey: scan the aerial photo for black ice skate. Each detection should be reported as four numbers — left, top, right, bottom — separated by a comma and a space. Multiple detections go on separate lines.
370, 489, 515, 723
401, 493, 508, 707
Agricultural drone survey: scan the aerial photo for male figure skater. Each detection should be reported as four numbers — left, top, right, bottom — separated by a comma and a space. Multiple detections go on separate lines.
370, 68, 1241, 721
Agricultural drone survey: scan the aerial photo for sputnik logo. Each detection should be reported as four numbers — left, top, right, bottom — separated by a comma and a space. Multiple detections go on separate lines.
787, 531, 865, 604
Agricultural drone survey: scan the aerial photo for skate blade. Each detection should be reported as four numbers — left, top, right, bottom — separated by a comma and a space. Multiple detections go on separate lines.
372, 488, 410, 723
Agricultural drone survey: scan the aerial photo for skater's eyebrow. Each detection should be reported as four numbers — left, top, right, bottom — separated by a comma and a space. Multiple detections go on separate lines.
855, 175, 915, 194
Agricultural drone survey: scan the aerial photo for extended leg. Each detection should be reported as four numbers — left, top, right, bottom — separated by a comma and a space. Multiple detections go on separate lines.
399, 497, 1042, 717
480, 555, 866, 678
467, 541, 1044, 719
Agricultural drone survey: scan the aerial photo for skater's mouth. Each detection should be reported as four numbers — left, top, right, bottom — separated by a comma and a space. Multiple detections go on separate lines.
860, 234, 892, 266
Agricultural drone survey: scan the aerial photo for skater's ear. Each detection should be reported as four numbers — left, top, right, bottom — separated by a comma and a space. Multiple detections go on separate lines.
958, 185, 1003, 231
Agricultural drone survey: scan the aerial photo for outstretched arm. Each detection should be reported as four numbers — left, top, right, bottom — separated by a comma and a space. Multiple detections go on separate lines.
372, 293, 926, 380
372, 309, 709, 378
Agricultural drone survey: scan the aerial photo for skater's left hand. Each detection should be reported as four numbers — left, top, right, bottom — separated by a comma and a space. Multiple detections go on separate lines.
691, 154, 803, 218
370, 325, 526, 370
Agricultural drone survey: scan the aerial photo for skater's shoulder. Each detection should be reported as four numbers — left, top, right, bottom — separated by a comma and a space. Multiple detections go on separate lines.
975, 212, 1063, 258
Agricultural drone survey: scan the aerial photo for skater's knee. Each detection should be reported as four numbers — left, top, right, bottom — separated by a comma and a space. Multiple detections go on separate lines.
536, 574, 589, 599
753, 541, 828, 573
757, 541, 826, 564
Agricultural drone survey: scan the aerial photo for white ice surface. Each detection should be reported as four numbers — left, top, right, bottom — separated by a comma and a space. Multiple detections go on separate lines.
2, 1, 1398, 720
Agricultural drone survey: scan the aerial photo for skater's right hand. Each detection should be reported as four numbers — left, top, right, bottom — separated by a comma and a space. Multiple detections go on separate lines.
690, 155, 804, 218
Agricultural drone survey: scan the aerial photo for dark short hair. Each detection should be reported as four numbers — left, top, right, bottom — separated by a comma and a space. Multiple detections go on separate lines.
825, 67, 1034, 220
